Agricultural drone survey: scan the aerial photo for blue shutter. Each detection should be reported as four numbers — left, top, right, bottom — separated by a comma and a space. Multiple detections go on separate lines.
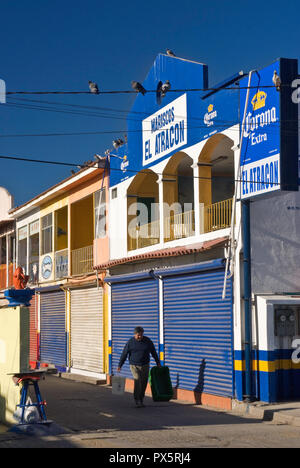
40, 290, 67, 371
111, 279, 159, 379
163, 268, 233, 397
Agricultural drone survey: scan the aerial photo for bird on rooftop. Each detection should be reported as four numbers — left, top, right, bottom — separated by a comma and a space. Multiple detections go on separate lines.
272, 71, 281, 92
88, 81, 100, 94
131, 81, 146, 95
166, 49, 176, 57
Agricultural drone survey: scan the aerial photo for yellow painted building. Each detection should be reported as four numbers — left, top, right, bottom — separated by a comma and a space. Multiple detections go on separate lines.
0, 306, 29, 425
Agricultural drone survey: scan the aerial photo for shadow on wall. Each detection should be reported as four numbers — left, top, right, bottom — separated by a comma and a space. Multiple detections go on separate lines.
0, 390, 16, 428
172, 359, 206, 404
193, 359, 206, 404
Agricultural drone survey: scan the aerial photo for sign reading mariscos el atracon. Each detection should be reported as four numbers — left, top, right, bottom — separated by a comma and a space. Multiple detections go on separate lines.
142, 94, 187, 166
239, 58, 298, 199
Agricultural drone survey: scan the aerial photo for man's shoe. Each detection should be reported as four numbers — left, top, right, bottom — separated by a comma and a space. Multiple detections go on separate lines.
135, 400, 142, 408
140, 401, 145, 407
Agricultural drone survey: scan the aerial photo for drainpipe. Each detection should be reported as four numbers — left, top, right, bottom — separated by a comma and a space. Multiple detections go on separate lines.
242, 199, 252, 402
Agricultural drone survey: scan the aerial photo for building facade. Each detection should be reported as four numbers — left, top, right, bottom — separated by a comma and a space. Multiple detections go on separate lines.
0, 187, 15, 293
94, 53, 300, 408
11, 162, 110, 379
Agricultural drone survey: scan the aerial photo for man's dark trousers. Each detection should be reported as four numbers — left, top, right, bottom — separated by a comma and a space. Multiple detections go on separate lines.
130, 364, 149, 403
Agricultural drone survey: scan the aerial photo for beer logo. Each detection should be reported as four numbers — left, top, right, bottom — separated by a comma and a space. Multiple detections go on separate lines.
251, 91, 267, 111
121, 155, 129, 173
204, 104, 217, 127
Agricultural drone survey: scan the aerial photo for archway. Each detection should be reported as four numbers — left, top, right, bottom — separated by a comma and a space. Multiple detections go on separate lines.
127, 169, 159, 250
198, 134, 234, 232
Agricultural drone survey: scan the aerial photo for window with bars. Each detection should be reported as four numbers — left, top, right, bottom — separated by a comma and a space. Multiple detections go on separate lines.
41, 214, 53, 255
94, 189, 106, 239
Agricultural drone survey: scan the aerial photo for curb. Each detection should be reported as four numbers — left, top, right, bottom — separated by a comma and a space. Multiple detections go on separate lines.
231, 400, 300, 426
231, 400, 266, 420
58, 373, 106, 386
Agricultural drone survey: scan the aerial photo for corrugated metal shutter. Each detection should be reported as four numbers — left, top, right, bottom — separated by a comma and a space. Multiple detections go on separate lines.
40, 290, 66, 370
29, 294, 38, 367
163, 268, 233, 398
70, 287, 103, 373
111, 279, 159, 379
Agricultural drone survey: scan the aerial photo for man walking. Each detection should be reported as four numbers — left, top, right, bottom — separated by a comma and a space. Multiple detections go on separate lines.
117, 327, 161, 407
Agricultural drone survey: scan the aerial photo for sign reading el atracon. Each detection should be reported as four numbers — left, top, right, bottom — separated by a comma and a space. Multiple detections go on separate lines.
239, 58, 298, 200
142, 93, 187, 166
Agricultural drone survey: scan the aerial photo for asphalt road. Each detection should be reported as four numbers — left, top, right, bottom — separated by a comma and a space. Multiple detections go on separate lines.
1, 375, 300, 449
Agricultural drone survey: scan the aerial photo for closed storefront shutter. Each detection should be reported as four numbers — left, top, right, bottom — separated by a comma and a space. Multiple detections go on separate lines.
70, 287, 104, 373
111, 277, 159, 379
39, 289, 66, 370
29, 293, 38, 368
163, 266, 233, 398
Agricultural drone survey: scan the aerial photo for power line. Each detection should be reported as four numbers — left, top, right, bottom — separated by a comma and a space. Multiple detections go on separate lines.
4, 84, 290, 95
0, 152, 295, 189
4, 97, 300, 137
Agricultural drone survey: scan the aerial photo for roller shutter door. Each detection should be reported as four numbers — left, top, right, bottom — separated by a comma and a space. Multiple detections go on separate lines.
111, 278, 159, 379
39, 290, 66, 370
29, 294, 38, 368
70, 287, 104, 373
163, 267, 233, 398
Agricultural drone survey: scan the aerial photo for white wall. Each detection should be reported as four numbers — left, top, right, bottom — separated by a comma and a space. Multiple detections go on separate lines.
251, 190, 300, 294
109, 127, 240, 261
0, 187, 13, 221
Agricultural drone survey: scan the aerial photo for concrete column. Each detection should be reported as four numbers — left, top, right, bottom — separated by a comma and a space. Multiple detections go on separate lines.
157, 175, 164, 245
192, 163, 200, 236
6, 234, 9, 289
68, 204, 71, 276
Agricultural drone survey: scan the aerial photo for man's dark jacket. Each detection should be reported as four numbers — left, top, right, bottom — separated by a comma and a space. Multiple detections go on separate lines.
119, 336, 160, 368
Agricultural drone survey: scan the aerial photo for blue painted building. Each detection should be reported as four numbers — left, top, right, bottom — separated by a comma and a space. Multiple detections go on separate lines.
95, 53, 300, 407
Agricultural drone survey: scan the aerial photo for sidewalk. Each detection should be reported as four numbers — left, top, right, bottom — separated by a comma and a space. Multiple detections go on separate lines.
232, 399, 300, 426
2, 375, 300, 448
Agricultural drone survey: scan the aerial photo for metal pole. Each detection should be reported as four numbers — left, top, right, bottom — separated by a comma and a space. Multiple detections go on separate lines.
222, 70, 255, 299
242, 199, 252, 401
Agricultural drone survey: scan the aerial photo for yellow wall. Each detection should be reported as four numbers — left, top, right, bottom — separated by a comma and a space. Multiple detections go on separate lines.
71, 196, 94, 250
55, 206, 68, 251
103, 281, 109, 374
0, 306, 29, 426
40, 194, 68, 218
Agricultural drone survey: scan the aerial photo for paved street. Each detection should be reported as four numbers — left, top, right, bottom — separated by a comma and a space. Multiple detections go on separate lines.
1, 375, 300, 448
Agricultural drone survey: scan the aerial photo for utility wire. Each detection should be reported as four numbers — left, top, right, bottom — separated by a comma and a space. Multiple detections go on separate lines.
4, 100, 300, 137
0, 152, 294, 188
4, 84, 291, 95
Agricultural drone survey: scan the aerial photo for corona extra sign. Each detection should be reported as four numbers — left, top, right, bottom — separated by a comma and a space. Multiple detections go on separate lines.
240, 58, 298, 199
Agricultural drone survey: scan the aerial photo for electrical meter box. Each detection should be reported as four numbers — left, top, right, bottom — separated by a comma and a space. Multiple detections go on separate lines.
274, 306, 298, 337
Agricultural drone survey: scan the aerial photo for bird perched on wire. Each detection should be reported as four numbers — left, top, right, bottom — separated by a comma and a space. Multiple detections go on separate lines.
88, 81, 100, 94
166, 49, 176, 57
113, 138, 125, 149
131, 81, 146, 95
161, 80, 171, 98
272, 71, 281, 92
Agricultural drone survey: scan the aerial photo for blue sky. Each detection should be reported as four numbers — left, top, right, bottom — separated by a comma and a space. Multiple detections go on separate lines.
1, 0, 300, 206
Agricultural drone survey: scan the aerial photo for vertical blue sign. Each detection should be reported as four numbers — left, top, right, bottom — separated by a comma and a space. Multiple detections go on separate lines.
240, 61, 281, 199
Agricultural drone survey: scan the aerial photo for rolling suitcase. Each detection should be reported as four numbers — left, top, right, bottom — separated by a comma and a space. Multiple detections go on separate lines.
149, 366, 173, 402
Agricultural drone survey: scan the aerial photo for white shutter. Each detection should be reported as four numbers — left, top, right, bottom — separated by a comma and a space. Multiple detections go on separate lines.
70, 287, 103, 373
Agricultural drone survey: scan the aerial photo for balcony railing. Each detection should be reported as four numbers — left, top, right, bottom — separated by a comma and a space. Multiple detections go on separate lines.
128, 220, 160, 251
204, 198, 233, 233
164, 210, 195, 242
127, 199, 233, 252
71, 245, 93, 276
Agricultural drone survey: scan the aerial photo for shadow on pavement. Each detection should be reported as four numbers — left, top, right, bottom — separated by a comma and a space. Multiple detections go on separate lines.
35, 375, 262, 434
